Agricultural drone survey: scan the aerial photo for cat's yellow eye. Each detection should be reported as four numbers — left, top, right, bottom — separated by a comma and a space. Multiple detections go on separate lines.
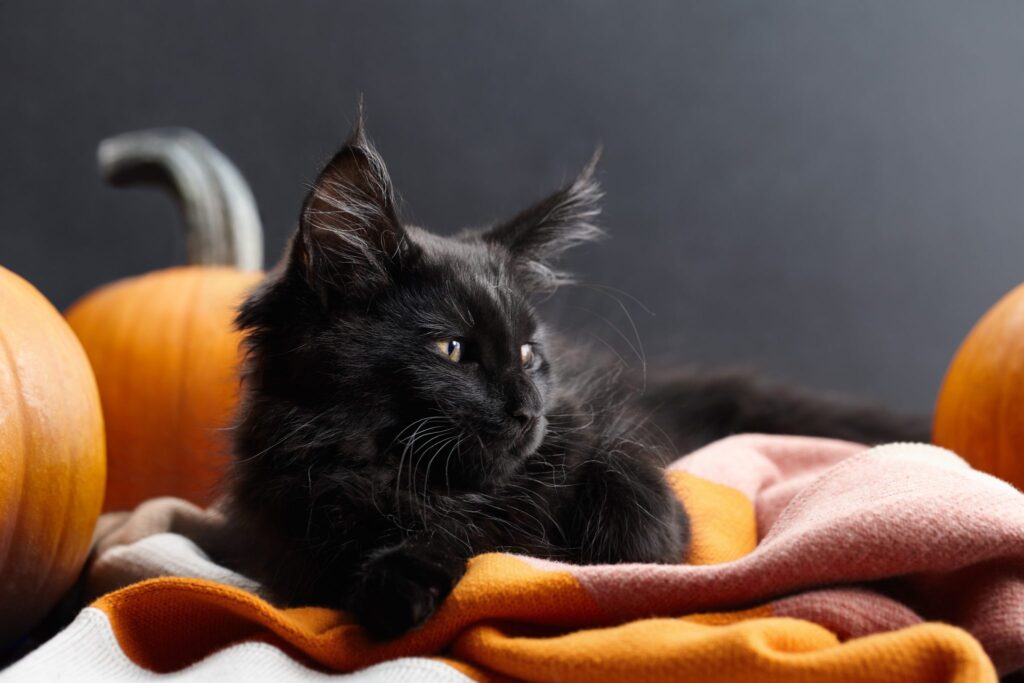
436, 339, 463, 363
520, 343, 535, 368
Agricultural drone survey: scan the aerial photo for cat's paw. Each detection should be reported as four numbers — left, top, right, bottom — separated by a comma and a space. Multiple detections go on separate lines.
566, 457, 690, 565
349, 545, 457, 640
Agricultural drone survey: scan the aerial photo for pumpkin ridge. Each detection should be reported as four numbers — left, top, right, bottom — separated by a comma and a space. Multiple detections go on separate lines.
20, 297, 68, 606
174, 271, 208, 499
16, 287, 102, 615
0, 328, 30, 584
119, 272, 176, 507
42, 330, 94, 609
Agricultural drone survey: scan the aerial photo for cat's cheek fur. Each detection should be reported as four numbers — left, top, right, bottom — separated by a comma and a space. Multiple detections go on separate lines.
519, 416, 547, 455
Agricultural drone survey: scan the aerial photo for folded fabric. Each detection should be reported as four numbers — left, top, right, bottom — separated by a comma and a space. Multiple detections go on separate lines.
4, 435, 1022, 682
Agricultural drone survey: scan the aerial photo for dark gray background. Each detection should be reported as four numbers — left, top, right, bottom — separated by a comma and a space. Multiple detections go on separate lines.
3, 1, 1023, 413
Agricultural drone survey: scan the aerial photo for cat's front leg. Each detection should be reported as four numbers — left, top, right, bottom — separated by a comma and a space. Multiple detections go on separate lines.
348, 540, 466, 639
560, 450, 690, 565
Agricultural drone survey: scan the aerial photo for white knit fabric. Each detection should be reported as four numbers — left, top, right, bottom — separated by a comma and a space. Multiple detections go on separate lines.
0, 609, 473, 683
87, 533, 261, 599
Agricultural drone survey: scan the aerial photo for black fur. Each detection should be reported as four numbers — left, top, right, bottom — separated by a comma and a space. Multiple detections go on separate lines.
225, 118, 927, 639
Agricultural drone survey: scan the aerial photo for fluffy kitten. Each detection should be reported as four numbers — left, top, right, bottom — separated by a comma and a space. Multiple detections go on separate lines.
226, 118, 927, 639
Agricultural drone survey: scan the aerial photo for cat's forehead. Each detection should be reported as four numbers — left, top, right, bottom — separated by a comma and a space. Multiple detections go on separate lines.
404, 224, 530, 324
407, 225, 512, 283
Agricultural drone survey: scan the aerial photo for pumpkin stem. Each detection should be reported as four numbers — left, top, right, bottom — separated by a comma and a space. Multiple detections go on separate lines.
98, 128, 263, 271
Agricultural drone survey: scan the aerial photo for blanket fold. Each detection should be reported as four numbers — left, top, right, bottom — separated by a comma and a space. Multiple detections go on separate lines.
4, 435, 1022, 682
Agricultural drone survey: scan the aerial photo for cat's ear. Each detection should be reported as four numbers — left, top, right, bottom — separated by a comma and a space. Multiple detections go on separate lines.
291, 116, 412, 302
483, 150, 605, 291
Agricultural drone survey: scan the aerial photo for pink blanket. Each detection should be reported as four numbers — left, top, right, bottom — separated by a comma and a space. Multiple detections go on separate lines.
541, 435, 1024, 675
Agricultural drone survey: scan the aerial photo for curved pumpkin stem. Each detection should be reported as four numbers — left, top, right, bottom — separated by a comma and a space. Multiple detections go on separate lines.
98, 128, 264, 271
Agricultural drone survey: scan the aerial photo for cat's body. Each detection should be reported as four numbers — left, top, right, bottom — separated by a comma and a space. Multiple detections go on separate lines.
226, 118, 927, 639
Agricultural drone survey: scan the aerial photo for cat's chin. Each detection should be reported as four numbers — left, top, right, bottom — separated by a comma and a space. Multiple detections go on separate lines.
443, 421, 547, 492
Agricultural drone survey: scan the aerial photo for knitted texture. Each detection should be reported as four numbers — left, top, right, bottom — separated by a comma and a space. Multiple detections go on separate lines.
6, 435, 1021, 682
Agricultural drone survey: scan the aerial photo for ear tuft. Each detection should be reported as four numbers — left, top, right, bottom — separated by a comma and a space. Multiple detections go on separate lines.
291, 111, 411, 303
350, 94, 369, 147
483, 149, 605, 291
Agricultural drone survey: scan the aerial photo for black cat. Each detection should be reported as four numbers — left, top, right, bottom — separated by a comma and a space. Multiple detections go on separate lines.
225, 116, 927, 639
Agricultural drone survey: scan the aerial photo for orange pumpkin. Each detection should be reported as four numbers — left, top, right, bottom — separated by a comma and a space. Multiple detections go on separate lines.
934, 283, 1024, 488
66, 129, 264, 511
0, 266, 106, 646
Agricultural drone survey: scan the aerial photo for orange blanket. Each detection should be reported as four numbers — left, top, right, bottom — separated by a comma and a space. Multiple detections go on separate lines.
5, 436, 1014, 682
